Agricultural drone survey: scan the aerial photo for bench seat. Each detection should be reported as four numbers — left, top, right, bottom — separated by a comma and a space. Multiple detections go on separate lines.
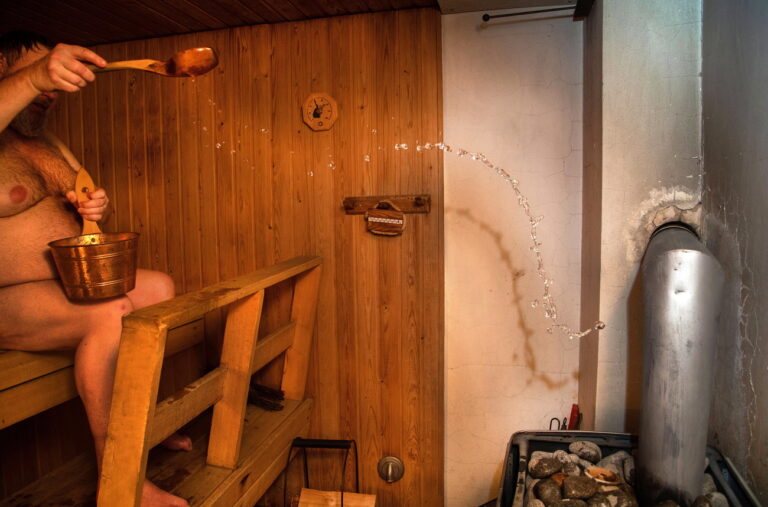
0, 319, 204, 430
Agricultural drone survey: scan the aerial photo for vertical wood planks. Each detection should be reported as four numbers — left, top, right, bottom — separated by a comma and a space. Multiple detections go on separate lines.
35, 9, 445, 506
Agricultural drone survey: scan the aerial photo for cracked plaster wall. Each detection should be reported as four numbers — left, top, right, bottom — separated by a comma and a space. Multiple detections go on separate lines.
702, 0, 768, 499
583, 0, 703, 433
442, 10, 583, 506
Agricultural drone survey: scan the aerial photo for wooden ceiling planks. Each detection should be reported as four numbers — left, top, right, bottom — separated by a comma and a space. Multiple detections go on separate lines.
0, 0, 438, 46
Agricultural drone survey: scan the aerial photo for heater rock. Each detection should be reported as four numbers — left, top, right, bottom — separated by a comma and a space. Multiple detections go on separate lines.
534, 478, 562, 504
563, 475, 598, 499
691, 492, 728, 507
597, 451, 631, 469
587, 494, 612, 507
525, 499, 545, 507
569, 441, 602, 463
562, 461, 582, 476
602, 463, 625, 483
529, 457, 563, 478
623, 456, 635, 486
531, 451, 554, 460
554, 450, 571, 463
701, 473, 716, 495
558, 500, 588, 507
605, 490, 638, 507
567, 453, 583, 464
526, 475, 539, 490
653, 501, 679, 507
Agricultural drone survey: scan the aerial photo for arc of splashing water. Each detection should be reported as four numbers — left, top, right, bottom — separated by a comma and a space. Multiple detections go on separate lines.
395, 141, 606, 339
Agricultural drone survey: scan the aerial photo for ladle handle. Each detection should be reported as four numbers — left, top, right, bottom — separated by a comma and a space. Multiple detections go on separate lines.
75, 167, 102, 235
87, 59, 162, 73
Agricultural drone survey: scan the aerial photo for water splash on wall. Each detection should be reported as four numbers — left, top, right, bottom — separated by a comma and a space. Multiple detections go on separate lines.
409, 142, 605, 339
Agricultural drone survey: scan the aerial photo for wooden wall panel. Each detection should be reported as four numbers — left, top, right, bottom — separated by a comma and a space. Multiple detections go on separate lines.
0, 8, 443, 506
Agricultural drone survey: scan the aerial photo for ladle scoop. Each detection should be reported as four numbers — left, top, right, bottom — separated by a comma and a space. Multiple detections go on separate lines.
89, 47, 218, 77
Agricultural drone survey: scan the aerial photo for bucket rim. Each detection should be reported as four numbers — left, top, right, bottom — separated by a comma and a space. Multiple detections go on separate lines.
48, 231, 139, 249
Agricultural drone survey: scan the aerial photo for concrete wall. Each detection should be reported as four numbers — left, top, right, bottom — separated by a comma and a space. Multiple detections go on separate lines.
442, 10, 583, 506
581, 0, 703, 432
702, 0, 768, 499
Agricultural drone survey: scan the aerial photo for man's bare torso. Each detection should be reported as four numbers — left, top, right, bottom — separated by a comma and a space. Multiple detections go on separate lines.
0, 128, 79, 287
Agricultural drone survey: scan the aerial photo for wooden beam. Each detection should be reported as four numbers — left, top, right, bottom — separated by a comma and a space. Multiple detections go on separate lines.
250, 321, 296, 374
0, 350, 73, 391
281, 265, 322, 399
149, 369, 224, 449
200, 399, 313, 506
207, 290, 265, 468
98, 320, 168, 507
0, 368, 77, 430
129, 256, 321, 328
342, 194, 431, 214
165, 319, 205, 357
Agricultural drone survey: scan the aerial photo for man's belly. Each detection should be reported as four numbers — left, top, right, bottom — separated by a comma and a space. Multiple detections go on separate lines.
0, 196, 80, 287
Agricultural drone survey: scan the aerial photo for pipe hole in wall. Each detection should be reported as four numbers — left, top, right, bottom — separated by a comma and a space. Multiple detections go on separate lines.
649, 220, 699, 240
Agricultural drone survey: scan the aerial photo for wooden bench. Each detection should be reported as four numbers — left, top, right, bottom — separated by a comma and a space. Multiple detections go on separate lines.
0, 321, 204, 431
1, 255, 322, 506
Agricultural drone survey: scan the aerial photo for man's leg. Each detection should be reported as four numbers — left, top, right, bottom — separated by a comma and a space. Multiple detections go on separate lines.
0, 275, 189, 506
125, 269, 192, 452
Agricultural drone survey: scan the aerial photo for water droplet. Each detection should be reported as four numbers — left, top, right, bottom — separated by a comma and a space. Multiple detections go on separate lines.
328, 162, 336, 170
418, 139, 605, 339
308, 171, 314, 176
364, 155, 371, 162
372, 129, 378, 134
202, 126, 208, 132
215, 143, 221, 149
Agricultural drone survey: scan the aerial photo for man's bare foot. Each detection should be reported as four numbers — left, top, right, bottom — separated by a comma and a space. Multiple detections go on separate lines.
160, 433, 192, 451
142, 480, 189, 507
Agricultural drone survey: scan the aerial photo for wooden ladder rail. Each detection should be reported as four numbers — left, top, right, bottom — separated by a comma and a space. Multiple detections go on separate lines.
97, 255, 322, 506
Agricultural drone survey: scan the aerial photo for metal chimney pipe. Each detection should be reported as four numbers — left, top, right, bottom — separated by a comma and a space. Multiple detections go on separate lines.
637, 223, 724, 505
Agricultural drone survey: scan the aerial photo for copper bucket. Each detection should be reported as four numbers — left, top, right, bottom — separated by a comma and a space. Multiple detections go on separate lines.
48, 232, 139, 301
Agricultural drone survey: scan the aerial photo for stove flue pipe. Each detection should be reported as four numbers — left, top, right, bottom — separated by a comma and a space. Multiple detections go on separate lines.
637, 223, 724, 505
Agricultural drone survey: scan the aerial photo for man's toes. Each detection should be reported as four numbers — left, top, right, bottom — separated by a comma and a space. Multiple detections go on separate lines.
160, 433, 193, 452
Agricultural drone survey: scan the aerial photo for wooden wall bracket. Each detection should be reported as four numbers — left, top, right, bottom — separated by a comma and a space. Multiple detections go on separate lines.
342, 195, 431, 215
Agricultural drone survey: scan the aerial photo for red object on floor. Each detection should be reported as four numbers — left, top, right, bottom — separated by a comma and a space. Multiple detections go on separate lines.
567, 403, 579, 430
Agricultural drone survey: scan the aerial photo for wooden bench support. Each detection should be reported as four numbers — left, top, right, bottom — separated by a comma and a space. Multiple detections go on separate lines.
208, 290, 265, 468
1, 256, 321, 507
98, 256, 321, 506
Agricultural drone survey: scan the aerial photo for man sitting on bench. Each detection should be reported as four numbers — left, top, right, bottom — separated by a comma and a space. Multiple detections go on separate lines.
0, 31, 190, 506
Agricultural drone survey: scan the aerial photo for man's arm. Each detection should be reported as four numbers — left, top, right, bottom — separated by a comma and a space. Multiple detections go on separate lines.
0, 44, 105, 133
45, 132, 110, 223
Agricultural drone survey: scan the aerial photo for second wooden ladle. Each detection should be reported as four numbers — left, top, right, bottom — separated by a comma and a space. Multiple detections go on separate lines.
89, 47, 218, 77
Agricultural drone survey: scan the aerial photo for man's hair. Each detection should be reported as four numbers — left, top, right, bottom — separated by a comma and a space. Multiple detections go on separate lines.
0, 31, 53, 68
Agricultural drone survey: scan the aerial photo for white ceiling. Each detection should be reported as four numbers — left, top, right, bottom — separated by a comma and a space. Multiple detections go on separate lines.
437, 0, 576, 14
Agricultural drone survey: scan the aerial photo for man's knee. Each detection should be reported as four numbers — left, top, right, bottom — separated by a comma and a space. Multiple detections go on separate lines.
154, 272, 175, 302
130, 270, 176, 310
95, 296, 134, 324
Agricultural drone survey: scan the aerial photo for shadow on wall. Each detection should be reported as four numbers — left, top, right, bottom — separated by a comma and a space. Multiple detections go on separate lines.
448, 207, 576, 390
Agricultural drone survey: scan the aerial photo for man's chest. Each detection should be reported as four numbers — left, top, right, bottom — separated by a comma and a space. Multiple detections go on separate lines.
0, 131, 74, 217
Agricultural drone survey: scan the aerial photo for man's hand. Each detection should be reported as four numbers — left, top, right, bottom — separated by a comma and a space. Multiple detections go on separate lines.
66, 187, 109, 223
25, 44, 106, 94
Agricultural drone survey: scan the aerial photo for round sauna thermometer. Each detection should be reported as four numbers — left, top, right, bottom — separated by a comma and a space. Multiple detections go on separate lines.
302, 92, 338, 131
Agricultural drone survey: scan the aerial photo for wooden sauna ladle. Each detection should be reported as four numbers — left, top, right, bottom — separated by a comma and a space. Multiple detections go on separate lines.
75, 167, 102, 237
88, 47, 218, 77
